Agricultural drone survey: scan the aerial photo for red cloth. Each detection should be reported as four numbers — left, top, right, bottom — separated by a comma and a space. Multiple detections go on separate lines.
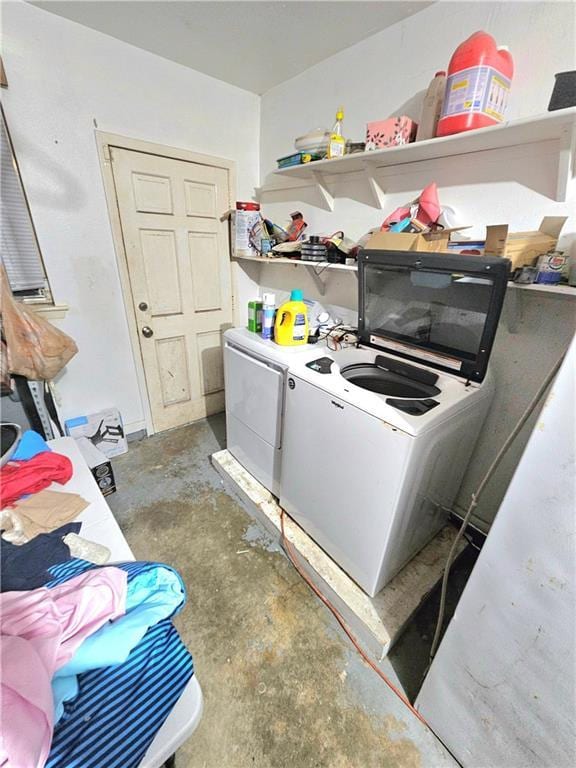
0, 452, 73, 508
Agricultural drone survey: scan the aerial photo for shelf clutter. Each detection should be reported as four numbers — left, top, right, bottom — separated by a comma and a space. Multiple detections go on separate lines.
258, 107, 576, 210
239, 31, 576, 301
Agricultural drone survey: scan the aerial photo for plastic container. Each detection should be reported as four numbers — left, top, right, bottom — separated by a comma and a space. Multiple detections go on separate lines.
247, 299, 262, 333
261, 293, 276, 341
274, 290, 309, 346
437, 32, 514, 137
327, 107, 346, 159
535, 252, 566, 284
416, 71, 446, 141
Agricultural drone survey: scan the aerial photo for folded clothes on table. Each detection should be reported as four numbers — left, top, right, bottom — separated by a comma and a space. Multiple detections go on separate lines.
12, 490, 89, 539
0, 451, 73, 507
0, 567, 127, 768
12, 430, 52, 461
46, 560, 194, 768
1, 522, 81, 592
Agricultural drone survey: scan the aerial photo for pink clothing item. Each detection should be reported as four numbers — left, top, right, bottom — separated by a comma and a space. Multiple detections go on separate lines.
380, 182, 441, 230
0, 568, 127, 768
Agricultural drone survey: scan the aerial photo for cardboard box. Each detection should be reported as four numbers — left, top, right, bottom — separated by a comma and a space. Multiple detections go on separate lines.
224, 204, 261, 257
484, 217, 567, 269
65, 407, 127, 459
76, 437, 116, 497
364, 227, 467, 253
366, 117, 417, 149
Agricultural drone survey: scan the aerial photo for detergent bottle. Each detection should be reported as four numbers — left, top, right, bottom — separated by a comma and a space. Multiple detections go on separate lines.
437, 31, 514, 137
274, 290, 309, 346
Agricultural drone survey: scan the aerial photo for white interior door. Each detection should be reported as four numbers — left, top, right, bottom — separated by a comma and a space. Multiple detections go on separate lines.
110, 147, 233, 433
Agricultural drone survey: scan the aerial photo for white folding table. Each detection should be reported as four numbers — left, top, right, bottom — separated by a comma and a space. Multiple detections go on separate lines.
47, 437, 203, 768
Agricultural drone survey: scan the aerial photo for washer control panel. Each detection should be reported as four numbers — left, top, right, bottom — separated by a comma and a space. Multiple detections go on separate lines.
305, 357, 334, 374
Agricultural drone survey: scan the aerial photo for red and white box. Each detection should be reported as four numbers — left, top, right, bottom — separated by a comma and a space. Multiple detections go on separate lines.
366, 116, 418, 149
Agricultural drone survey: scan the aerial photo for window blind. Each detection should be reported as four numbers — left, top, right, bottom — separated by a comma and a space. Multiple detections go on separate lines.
1, 110, 49, 296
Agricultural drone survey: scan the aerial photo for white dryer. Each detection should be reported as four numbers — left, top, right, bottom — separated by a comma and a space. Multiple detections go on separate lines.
223, 328, 322, 496
280, 250, 509, 596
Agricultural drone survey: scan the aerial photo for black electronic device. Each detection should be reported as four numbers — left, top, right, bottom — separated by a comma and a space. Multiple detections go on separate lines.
358, 250, 510, 383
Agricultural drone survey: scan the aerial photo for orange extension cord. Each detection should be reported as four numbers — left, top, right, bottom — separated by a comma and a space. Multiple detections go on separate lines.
279, 509, 429, 727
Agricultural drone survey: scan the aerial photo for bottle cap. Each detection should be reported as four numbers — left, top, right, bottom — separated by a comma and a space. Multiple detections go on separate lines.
290, 289, 304, 301
435, 70, 446, 77
336, 107, 344, 120
263, 293, 275, 305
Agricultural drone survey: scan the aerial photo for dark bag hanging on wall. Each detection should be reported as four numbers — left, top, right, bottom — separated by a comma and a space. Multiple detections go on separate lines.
0, 266, 78, 380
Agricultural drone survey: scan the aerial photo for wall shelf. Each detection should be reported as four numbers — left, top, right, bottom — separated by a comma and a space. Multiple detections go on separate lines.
258, 108, 576, 209
507, 281, 576, 333
232, 254, 357, 295
508, 282, 576, 297
233, 253, 576, 301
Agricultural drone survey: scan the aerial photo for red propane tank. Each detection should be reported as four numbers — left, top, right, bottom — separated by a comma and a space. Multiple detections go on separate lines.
437, 31, 514, 137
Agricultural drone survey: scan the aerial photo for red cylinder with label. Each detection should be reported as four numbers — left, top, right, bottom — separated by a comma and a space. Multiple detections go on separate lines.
437, 31, 514, 137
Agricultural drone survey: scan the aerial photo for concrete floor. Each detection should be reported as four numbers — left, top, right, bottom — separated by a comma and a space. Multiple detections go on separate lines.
109, 416, 464, 768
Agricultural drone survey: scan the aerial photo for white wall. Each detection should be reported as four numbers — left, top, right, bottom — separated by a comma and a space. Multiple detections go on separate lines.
416, 335, 576, 767
1, 0, 260, 432
256, 0, 576, 528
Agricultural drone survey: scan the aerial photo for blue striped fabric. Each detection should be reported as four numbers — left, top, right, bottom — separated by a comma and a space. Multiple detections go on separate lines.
45, 559, 194, 768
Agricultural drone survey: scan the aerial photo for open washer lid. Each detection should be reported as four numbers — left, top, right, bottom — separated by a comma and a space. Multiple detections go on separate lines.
358, 250, 510, 383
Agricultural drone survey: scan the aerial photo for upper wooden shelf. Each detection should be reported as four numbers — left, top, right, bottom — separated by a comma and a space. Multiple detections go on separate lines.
260, 108, 576, 209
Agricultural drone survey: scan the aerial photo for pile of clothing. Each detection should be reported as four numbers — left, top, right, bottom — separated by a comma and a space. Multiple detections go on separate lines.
1, 432, 194, 768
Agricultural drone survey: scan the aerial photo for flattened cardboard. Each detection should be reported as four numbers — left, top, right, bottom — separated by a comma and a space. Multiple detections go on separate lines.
485, 216, 568, 269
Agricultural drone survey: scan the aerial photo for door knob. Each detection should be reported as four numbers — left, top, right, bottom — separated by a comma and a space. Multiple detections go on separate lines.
141, 326, 153, 338
138, 301, 149, 311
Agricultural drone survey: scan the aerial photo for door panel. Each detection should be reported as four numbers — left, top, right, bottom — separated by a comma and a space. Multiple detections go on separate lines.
110, 147, 233, 432
140, 229, 182, 316
132, 173, 173, 214
184, 180, 216, 217
156, 336, 191, 405
188, 231, 221, 311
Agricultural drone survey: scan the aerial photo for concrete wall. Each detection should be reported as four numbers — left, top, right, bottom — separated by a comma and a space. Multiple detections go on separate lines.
254, 0, 576, 529
1, 0, 260, 432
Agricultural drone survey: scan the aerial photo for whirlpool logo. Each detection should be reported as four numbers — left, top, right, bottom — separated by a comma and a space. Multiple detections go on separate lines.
331, 400, 344, 410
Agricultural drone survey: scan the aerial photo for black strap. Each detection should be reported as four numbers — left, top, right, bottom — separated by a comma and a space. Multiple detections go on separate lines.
12, 375, 46, 438
43, 383, 64, 436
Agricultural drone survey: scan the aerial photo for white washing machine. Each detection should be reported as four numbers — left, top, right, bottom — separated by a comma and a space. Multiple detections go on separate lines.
280, 250, 509, 596
223, 328, 323, 496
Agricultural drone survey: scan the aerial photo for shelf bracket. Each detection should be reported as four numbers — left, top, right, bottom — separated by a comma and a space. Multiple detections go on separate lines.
306, 265, 327, 296
362, 162, 386, 209
311, 171, 334, 212
555, 122, 576, 202
506, 285, 523, 334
